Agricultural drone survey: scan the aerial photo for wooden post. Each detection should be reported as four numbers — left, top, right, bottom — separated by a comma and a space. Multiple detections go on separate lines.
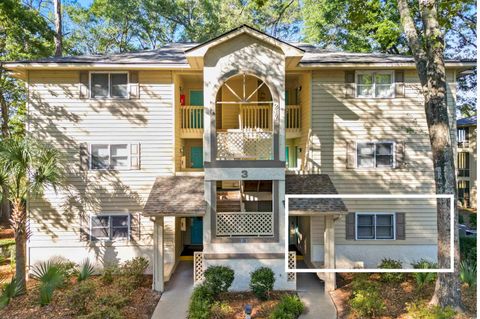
324, 214, 336, 291
153, 216, 164, 292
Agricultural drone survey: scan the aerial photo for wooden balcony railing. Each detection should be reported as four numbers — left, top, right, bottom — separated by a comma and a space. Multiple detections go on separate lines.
286, 105, 301, 137
240, 104, 272, 130
180, 105, 204, 138
216, 211, 274, 237
216, 130, 273, 160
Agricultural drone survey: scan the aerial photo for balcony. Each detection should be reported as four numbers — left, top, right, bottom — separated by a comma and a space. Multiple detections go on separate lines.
180, 105, 204, 138
216, 211, 274, 237
286, 105, 301, 138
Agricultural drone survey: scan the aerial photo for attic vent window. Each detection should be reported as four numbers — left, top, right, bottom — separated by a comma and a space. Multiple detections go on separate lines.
90, 72, 128, 98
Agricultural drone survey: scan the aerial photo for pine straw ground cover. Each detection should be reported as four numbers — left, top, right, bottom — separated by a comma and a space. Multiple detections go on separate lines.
331, 273, 476, 319
0, 275, 160, 319
209, 291, 295, 319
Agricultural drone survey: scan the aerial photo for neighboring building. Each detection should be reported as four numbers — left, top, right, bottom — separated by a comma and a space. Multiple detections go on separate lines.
457, 116, 477, 209
5, 25, 473, 292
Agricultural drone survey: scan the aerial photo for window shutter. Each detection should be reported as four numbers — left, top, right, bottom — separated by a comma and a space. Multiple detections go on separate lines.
129, 71, 140, 99
395, 141, 406, 169
79, 213, 90, 241
395, 71, 405, 98
346, 212, 356, 240
396, 212, 406, 240
346, 141, 356, 169
79, 71, 89, 99
345, 71, 355, 98
79, 143, 89, 171
130, 212, 141, 242
130, 143, 140, 169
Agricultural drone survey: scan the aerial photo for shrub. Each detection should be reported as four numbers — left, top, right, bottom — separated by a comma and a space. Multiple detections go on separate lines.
188, 284, 214, 319
469, 214, 477, 228
209, 301, 234, 319
55, 259, 78, 279
459, 214, 464, 224
203, 266, 234, 296
67, 280, 96, 315
405, 301, 456, 319
250, 267, 275, 300
270, 295, 304, 319
97, 292, 130, 308
77, 259, 95, 282
351, 273, 376, 291
119, 257, 149, 288
460, 236, 477, 262
411, 259, 437, 289
349, 286, 386, 318
78, 305, 124, 319
459, 260, 476, 287
0, 277, 24, 309
101, 265, 118, 285
378, 258, 404, 283
31, 261, 67, 306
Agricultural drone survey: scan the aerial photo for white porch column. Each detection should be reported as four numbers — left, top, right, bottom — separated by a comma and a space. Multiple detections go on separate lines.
153, 216, 164, 292
324, 214, 336, 292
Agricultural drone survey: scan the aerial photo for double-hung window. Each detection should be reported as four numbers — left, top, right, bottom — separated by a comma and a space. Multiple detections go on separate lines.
356, 142, 394, 168
90, 72, 128, 98
90, 144, 130, 170
457, 127, 469, 148
356, 213, 395, 240
457, 152, 470, 177
90, 214, 130, 240
356, 71, 394, 98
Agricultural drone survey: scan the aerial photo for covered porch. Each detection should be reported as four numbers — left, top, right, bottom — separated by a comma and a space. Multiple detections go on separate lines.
144, 176, 206, 292
286, 174, 348, 291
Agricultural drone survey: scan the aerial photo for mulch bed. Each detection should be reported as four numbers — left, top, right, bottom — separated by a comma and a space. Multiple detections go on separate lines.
0, 275, 160, 319
331, 273, 476, 319
211, 291, 295, 319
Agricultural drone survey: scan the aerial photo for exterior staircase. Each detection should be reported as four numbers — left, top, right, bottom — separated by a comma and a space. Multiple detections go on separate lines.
217, 190, 242, 212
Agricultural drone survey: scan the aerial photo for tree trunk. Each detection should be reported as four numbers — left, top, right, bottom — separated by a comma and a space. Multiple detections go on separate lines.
0, 71, 10, 224
397, 0, 462, 309
11, 199, 27, 292
54, 0, 63, 57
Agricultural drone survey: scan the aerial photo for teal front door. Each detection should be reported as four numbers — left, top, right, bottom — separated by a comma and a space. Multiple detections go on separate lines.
191, 217, 203, 245
190, 146, 203, 168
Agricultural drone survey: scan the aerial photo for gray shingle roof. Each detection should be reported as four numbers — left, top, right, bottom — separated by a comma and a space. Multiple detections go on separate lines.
143, 174, 347, 216
286, 174, 348, 215
457, 115, 477, 127
9, 41, 473, 66
143, 176, 206, 216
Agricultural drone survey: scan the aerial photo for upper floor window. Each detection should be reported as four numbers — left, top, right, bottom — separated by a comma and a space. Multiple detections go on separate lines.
90, 144, 130, 170
356, 213, 395, 240
457, 127, 469, 148
457, 152, 470, 177
356, 71, 394, 98
90, 214, 130, 240
90, 72, 128, 99
357, 142, 394, 168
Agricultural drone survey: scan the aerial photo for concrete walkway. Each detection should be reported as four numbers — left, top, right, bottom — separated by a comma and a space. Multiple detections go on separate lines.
297, 271, 337, 319
151, 261, 193, 319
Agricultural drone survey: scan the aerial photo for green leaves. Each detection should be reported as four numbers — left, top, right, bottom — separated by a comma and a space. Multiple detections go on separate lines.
0, 276, 25, 309
77, 259, 96, 282
31, 260, 67, 306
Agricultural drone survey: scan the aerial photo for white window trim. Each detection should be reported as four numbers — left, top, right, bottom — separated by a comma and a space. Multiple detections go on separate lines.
89, 213, 131, 241
355, 141, 396, 169
355, 212, 396, 240
355, 70, 395, 98
89, 71, 130, 99
89, 143, 132, 171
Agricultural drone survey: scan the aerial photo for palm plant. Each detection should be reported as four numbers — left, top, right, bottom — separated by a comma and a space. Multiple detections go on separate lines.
77, 259, 95, 282
459, 260, 476, 288
31, 261, 66, 306
411, 259, 437, 289
0, 137, 63, 292
0, 276, 25, 309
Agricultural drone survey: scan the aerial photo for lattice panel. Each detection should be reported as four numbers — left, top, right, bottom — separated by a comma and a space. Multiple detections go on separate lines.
288, 251, 296, 282
217, 131, 273, 160
216, 212, 274, 237
193, 252, 204, 284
